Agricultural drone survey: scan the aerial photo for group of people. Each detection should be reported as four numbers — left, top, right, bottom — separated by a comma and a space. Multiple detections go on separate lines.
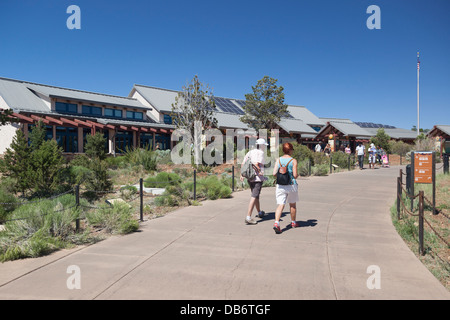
355, 143, 386, 170
241, 140, 299, 234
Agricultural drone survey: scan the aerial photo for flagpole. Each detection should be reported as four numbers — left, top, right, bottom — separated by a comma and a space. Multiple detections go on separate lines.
417, 51, 420, 137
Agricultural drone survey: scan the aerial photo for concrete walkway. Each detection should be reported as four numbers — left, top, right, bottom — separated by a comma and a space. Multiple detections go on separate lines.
0, 166, 448, 300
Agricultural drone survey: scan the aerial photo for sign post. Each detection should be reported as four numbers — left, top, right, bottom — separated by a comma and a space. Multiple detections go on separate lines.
413, 151, 436, 214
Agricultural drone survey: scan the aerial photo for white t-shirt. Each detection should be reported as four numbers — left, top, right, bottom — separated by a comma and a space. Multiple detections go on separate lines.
243, 149, 266, 182
356, 145, 365, 156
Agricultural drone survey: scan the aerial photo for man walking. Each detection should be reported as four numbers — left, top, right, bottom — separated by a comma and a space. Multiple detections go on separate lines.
356, 142, 365, 170
240, 138, 268, 225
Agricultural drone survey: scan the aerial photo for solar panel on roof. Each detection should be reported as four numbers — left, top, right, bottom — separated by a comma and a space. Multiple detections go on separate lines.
213, 97, 245, 115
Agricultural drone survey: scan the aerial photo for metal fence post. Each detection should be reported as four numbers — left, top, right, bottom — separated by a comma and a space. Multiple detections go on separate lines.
232, 165, 235, 192
329, 156, 332, 174
348, 155, 351, 171
75, 185, 80, 232
444, 153, 449, 174
139, 178, 144, 222
397, 176, 401, 220
418, 191, 424, 256
193, 169, 197, 201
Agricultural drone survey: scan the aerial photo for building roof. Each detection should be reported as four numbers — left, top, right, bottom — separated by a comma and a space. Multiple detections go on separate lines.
210, 112, 251, 130
317, 120, 372, 138
363, 127, 418, 140
0, 77, 148, 112
0, 77, 50, 113
428, 125, 450, 138
131, 84, 178, 113
287, 105, 325, 127
278, 118, 318, 134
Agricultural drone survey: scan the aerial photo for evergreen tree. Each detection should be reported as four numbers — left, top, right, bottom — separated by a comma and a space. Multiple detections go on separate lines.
30, 139, 65, 196
0, 129, 32, 195
240, 76, 289, 131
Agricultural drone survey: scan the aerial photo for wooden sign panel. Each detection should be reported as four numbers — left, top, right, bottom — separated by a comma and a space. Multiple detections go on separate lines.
414, 152, 433, 184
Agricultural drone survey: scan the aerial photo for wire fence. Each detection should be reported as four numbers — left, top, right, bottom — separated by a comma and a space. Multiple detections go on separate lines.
0, 166, 240, 229
396, 169, 449, 263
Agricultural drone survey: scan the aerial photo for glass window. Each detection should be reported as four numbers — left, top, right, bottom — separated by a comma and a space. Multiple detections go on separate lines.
82, 105, 102, 116
126, 111, 144, 120
105, 108, 122, 118
115, 131, 133, 153
134, 112, 143, 120
56, 126, 78, 153
55, 102, 78, 114
163, 114, 172, 124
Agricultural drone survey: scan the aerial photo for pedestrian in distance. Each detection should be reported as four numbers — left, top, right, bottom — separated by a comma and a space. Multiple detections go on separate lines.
356, 142, 365, 170
315, 143, 322, 153
345, 144, 351, 155
368, 143, 377, 169
240, 138, 268, 225
272, 142, 299, 234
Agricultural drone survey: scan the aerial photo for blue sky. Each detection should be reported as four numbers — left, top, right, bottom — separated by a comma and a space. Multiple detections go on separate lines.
0, 0, 449, 130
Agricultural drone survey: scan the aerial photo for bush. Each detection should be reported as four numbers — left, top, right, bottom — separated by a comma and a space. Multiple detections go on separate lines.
312, 164, 329, 176
389, 140, 412, 156
85, 202, 139, 234
144, 172, 181, 188
330, 151, 352, 168
0, 187, 18, 222
124, 146, 157, 171
0, 194, 90, 262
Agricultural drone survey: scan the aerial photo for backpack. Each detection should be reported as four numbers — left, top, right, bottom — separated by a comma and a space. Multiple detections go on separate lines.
276, 157, 293, 185
241, 156, 257, 180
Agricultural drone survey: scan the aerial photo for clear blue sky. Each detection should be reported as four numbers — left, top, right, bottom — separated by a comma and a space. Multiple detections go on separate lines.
1, 0, 449, 130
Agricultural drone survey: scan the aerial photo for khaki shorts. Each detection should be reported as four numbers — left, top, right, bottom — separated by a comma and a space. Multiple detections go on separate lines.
248, 181, 263, 199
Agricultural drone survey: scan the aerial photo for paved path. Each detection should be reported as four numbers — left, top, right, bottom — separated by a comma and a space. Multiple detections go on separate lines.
0, 166, 448, 300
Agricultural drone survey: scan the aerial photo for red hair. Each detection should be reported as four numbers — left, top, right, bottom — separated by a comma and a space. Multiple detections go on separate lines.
282, 142, 294, 154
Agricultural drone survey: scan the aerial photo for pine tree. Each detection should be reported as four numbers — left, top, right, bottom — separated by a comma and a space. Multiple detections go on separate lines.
30, 139, 65, 196
0, 129, 32, 195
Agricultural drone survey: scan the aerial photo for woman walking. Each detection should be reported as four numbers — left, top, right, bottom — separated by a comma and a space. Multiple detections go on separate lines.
272, 143, 299, 234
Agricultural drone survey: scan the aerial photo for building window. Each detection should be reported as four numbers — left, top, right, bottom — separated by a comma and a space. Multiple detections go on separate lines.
163, 114, 172, 124
115, 131, 133, 153
56, 126, 78, 153
104, 108, 123, 118
82, 105, 102, 116
140, 133, 153, 149
126, 111, 144, 120
55, 102, 78, 114
155, 134, 170, 150
27, 124, 53, 145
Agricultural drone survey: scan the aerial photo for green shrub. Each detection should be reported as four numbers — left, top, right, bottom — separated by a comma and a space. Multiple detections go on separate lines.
330, 151, 353, 169
0, 194, 88, 262
144, 172, 181, 188
85, 202, 139, 234
312, 164, 329, 176
124, 146, 157, 171
0, 187, 18, 222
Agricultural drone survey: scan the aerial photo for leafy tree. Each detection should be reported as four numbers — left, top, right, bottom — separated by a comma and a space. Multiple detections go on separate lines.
171, 75, 217, 136
240, 76, 289, 131
171, 75, 218, 164
370, 128, 391, 153
0, 129, 32, 195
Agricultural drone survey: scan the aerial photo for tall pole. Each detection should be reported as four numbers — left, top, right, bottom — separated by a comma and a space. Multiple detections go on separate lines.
417, 51, 420, 137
